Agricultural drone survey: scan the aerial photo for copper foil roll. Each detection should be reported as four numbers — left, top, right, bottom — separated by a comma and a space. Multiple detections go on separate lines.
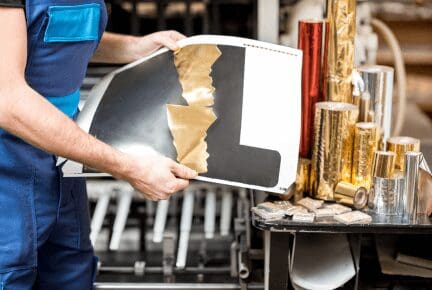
310, 102, 359, 200
325, 0, 356, 103
334, 181, 368, 209
387, 136, 421, 172
357, 65, 394, 146
296, 158, 311, 195
298, 20, 323, 158
372, 151, 395, 178
352, 122, 379, 189
369, 176, 404, 215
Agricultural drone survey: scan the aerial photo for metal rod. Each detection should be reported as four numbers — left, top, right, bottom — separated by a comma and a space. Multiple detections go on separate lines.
153, 199, 170, 243
204, 190, 216, 239
109, 190, 133, 250
220, 189, 233, 236
94, 283, 264, 290
264, 231, 270, 290
238, 252, 250, 280
90, 191, 111, 245
176, 189, 195, 268
99, 266, 231, 274
257, 0, 279, 43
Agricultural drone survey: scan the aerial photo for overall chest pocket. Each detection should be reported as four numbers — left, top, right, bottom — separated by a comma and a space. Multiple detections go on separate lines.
25, 2, 106, 98
44, 3, 101, 43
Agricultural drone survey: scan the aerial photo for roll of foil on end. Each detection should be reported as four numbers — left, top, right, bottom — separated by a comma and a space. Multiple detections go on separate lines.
325, 0, 356, 103
369, 176, 404, 215
298, 20, 323, 158
372, 151, 395, 178
334, 181, 368, 209
402, 151, 421, 219
387, 136, 421, 172
296, 158, 311, 195
357, 65, 394, 147
352, 122, 379, 189
310, 102, 359, 200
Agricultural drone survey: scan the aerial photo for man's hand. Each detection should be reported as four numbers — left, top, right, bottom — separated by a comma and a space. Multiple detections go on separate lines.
92, 30, 186, 64
135, 30, 186, 54
116, 151, 197, 201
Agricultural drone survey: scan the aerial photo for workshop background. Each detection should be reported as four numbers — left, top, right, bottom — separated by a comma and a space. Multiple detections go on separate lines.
81, 1, 432, 289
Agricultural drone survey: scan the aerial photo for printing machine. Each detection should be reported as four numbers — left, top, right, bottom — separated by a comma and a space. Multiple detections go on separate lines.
88, 180, 266, 289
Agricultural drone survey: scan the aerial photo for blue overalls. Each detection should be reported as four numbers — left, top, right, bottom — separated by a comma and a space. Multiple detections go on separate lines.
0, 1, 107, 289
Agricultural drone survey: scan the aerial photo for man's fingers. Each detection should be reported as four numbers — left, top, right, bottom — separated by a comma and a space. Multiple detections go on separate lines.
174, 178, 189, 192
168, 30, 186, 41
156, 192, 171, 200
162, 37, 179, 51
170, 162, 197, 179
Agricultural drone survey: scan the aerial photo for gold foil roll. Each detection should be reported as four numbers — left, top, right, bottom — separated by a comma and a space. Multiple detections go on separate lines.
325, 0, 356, 103
372, 151, 395, 178
334, 181, 368, 209
387, 136, 421, 172
352, 122, 379, 189
358, 92, 371, 123
296, 158, 311, 194
310, 102, 359, 200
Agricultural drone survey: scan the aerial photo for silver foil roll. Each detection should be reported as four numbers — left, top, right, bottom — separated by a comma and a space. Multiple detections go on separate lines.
403, 151, 421, 219
369, 176, 404, 215
357, 65, 394, 148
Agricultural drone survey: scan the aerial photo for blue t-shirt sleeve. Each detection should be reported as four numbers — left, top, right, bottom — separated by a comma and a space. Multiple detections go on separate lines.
0, 0, 24, 8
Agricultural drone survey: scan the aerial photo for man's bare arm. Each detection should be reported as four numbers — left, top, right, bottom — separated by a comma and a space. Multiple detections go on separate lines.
0, 8, 195, 200
92, 31, 185, 64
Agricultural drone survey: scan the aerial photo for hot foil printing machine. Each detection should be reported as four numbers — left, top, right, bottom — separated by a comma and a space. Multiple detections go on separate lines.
88, 180, 265, 290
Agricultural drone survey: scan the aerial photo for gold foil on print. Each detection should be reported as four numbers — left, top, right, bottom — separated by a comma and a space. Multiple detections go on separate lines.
174, 45, 222, 107
167, 44, 221, 173
167, 105, 216, 173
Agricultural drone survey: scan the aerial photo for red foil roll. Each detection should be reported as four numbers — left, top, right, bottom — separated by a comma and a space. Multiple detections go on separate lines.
298, 20, 323, 158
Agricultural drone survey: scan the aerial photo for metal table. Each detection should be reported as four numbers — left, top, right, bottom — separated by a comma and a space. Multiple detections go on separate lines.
252, 213, 432, 290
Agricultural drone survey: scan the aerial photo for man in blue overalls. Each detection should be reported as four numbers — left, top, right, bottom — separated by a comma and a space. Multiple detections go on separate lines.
0, 1, 197, 289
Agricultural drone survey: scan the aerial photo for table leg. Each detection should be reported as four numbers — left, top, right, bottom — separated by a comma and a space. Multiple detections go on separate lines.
264, 231, 292, 290
350, 234, 362, 290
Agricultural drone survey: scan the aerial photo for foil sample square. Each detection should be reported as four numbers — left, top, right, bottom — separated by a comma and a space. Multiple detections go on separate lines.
292, 213, 315, 223
334, 211, 372, 224
296, 197, 324, 211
